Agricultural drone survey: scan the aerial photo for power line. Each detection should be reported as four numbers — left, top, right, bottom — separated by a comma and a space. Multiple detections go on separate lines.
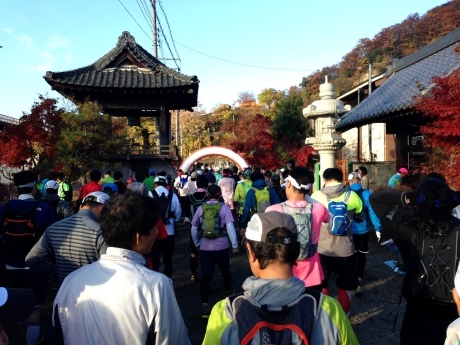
135, 0, 153, 32
117, 0, 152, 42
118, 0, 314, 72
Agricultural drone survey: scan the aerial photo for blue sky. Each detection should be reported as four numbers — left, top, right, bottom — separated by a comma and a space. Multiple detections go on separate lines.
0, 0, 449, 118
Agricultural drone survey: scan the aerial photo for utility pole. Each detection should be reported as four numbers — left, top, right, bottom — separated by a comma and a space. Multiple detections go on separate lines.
368, 63, 373, 162
152, 0, 158, 58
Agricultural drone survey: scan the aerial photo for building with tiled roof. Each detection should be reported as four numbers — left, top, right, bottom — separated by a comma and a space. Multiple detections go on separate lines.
335, 27, 460, 169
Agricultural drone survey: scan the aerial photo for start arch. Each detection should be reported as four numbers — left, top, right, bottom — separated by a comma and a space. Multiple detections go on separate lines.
179, 146, 249, 172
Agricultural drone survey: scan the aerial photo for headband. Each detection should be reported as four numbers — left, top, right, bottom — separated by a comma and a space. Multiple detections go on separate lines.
285, 176, 312, 190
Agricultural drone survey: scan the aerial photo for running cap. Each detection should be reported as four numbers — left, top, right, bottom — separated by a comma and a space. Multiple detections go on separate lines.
245, 212, 297, 245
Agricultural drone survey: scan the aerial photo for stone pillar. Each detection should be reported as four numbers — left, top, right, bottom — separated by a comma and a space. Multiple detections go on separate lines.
303, 77, 351, 180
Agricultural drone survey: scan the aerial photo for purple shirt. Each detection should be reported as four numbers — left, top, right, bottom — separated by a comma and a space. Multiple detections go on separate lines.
191, 200, 237, 251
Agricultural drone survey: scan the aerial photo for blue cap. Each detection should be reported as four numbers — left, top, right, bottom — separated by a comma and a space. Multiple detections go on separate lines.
102, 183, 118, 193
149, 169, 156, 175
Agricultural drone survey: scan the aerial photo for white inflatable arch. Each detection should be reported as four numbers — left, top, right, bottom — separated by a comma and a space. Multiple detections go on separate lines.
179, 146, 249, 172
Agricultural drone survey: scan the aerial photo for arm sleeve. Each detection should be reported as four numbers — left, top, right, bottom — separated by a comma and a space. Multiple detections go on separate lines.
172, 195, 182, 221
366, 191, 381, 231
191, 225, 200, 247
226, 222, 238, 248
240, 190, 255, 228
25, 230, 56, 277
233, 184, 242, 202
96, 231, 107, 256
369, 191, 405, 221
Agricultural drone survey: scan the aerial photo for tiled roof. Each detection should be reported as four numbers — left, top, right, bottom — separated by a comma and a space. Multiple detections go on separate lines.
335, 28, 460, 132
44, 31, 199, 89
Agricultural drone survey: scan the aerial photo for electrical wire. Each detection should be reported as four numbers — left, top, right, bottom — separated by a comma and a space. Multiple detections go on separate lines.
117, 0, 152, 42
157, 0, 181, 66
118, 0, 313, 72
135, 0, 153, 32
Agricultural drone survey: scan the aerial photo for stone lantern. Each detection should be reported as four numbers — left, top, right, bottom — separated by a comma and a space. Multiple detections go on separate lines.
303, 76, 351, 179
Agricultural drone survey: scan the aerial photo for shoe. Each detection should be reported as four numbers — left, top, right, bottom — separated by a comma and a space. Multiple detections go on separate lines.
201, 303, 211, 319
355, 277, 363, 297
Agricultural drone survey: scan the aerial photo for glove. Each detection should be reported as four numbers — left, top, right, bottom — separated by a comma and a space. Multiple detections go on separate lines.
376, 231, 381, 242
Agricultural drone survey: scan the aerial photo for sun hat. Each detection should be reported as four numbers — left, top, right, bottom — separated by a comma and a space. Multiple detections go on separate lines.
45, 180, 60, 190
154, 176, 168, 183
82, 191, 110, 205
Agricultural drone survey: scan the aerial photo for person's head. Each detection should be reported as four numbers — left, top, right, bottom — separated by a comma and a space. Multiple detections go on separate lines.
271, 174, 281, 187
196, 175, 208, 189
99, 192, 161, 255
398, 167, 408, 177
207, 173, 216, 185
113, 171, 123, 181
102, 183, 118, 198
424, 172, 447, 182
49, 171, 59, 181
128, 182, 149, 196
206, 184, 221, 200
149, 169, 156, 176
154, 175, 168, 188
57, 172, 65, 182
348, 172, 361, 185
285, 167, 314, 198
244, 212, 300, 276
222, 168, 230, 177
103, 169, 111, 177
282, 169, 289, 180
264, 170, 272, 180
232, 166, 238, 174
81, 191, 110, 219
250, 172, 264, 182
286, 160, 295, 170
358, 166, 367, 177
323, 168, 343, 184
0, 287, 36, 323
45, 180, 59, 195
14, 171, 38, 195
407, 178, 456, 236
242, 168, 252, 180
89, 169, 102, 182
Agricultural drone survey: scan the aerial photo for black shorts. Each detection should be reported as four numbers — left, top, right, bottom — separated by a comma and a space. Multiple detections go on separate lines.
319, 254, 357, 291
353, 232, 370, 254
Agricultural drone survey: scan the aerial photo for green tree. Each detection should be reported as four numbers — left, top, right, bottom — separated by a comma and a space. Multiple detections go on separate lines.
271, 92, 309, 145
56, 101, 128, 181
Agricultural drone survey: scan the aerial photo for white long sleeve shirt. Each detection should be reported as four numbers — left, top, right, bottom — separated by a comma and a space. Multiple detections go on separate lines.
53, 247, 190, 345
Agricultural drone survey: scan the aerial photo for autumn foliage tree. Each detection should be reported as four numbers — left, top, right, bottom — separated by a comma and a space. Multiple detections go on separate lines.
415, 64, 460, 189
56, 101, 128, 181
0, 95, 62, 175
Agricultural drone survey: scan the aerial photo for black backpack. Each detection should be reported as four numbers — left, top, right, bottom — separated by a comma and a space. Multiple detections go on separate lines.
409, 222, 460, 305
2, 202, 40, 258
189, 193, 208, 219
153, 190, 174, 224
42, 199, 65, 221
228, 288, 320, 345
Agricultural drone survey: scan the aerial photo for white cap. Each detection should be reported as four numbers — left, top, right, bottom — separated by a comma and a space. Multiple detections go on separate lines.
82, 191, 110, 205
45, 180, 59, 190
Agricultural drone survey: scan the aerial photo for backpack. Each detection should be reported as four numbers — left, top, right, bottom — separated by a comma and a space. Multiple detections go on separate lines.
200, 203, 225, 239
64, 183, 73, 202
228, 288, 320, 345
189, 193, 208, 219
153, 190, 174, 225
251, 187, 271, 215
409, 225, 459, 305
2, 202, 40, 259
326, 191, 352, 236
42, 198, 65, 221
281, 203, 315, 260
180, 176, 188, 189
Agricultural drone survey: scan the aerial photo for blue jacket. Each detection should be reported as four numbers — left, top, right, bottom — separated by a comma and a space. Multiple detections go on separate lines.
348, 183, 381, 234
240, 179, 280, 227
0, 197, 56, 267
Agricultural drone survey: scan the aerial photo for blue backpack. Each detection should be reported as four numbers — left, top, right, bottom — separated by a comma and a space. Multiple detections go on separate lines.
326, 191, 351, 236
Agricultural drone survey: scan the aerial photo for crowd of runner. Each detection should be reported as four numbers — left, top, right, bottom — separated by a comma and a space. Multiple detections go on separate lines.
1, 162, 460, 345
